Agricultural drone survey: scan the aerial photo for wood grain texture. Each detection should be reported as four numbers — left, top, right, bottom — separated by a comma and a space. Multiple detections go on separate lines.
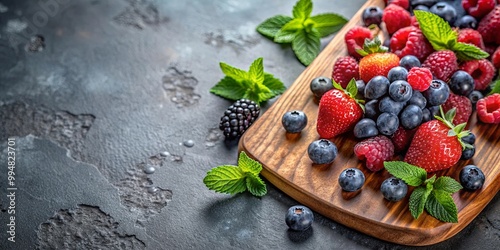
239, 0, 500, 246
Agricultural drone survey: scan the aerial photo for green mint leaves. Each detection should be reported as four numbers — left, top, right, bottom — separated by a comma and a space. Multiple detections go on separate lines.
210, 57, 286, 105
414, 10, 489, 61
256, 0, 347, 66
384, 161, 463, 223
203, 151, 267, 197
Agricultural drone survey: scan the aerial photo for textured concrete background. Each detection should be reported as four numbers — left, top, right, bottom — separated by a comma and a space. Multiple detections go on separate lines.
0, 0, 498, 249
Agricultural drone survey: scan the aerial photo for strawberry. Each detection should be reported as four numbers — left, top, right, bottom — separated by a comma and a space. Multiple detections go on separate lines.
317, 80, 364, 138
358, 38, 400, 83
404, 108, 472, 173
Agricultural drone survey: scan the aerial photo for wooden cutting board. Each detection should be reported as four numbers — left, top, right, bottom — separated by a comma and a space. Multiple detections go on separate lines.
239, 0, 500, 246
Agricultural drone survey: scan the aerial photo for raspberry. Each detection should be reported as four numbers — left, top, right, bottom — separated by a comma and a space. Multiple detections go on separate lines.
477, 93, 500, 123
477, 6, 500, 45
462, 0, 496, 19
492, 46, 500, 69
332, 56, 360, 88
459, 59, 496, 90
442, 93, 473, 125
382, 4, 412, 35
407, 67, 432, 91
354, 135, 394, 172
345, 26, 373, 60
390, 26, 434, 62
388, 0, 409, 10
391, 126, 416, 153
484, 43, 497, 57
219, 99, 260, 139
457, 28, 485, 50
422, 50, 458, 82
410, 15, 419, 27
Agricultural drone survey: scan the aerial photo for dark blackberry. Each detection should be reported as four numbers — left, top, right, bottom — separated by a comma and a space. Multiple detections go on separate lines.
219, 99, 260, 139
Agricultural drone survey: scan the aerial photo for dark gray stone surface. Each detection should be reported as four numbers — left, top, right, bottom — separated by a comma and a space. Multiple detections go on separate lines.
0, 0, 498, 249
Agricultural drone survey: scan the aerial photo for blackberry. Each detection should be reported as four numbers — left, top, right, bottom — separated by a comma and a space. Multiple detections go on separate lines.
219, 99, 260, 139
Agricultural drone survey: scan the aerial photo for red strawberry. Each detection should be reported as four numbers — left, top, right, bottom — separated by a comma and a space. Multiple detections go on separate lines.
317, 81, 364, 138
344, 26, 373, 60
477, 6, 500, 45
332, 56, 360, 88
442, 93, 473, 125
382, 4, 412, 35
354, 135, 395, 171
358, 38, 400, 83
404, 108, 470, 172
422, 50, 458, 82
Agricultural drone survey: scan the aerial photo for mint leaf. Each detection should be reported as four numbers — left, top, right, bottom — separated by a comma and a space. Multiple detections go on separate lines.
274, 29, 299, 43
292, 28, 321, 66
452, 42, 489, 61
489, 79, 500, 95
384, 161, 427, 186
249, 57, 265, 85
310, 13, 348, 37
243, 79, 273, 104
210, 76, 248, 101
220, 62, 248, 81
203, 165, 247, 195
425, 190, 458, 223
434, 176, 462, 193
263, 73, 287, 97
246, 173, 267, 197
292, 0, 313, 20
256, 15, 293, 39
238, 151, 262, 175
409, 185, 433, 219
414, 10, 457, 51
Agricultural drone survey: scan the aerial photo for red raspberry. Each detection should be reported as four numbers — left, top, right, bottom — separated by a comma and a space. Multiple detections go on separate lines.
410, 15, 419, 27
477, 93, 500, 123
390, 26, 434, 62
442, 93, 473, 125
484, 43, 497, 56
382, 4, 412, 35
477, 6, 500, 45
345, 26, 373, 60
492, 46, 500, 69
332, 56, 360, 88
391, 126, 416, 153
354, 135, 394, 172
388, 0, 409, 10
459, 59, 496, 90
422, 50, 458, 82
407, 67, 432, 91
462, 0, 496, 19
457, 28, 485, 50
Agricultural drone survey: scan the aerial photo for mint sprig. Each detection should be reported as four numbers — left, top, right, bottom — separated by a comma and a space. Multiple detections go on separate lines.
385, 161, 463, 223
256, 0, 347, 66
203, 151, 267, 197
414, 10, 489, 61
210, 57, 286, 105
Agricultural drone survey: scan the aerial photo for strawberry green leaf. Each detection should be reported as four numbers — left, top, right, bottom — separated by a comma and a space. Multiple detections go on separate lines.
245, 173, 267, 197
434, 176, 463, 194
452, 42, 489, 61
309, 13, 348, 37
409, 185, 433, 219
256, 15, 294, 39
292, 0, 313, 20
414, 10, 457, 51
425, 189, 458, 223
292, 28, 321, 66
346, 78, 358, 97
210, 76, 248, 101
384, 161, 427, 186
203, 165, 247, 195
249, 57, 265, 85
238, 151, 262, 175
220, 62, 248, 82
332, 79, 343, 90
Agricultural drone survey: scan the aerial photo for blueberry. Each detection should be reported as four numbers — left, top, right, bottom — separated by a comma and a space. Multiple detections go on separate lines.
365, 99, 380, 119
423, 80, 450, 106
468, 90, 484, 109
307, 139, 338, 164
456, 15, 478, 29
354, 118, 379, 138
338, 168, 365, 192
459, 165, 485, 191
380, 177, 408, 202
427, 105, 440, 119
310, 77, 333, 99
449, 70, 474, 96
410, 0, 438, 8
399, 55, 421, 71
421, 108, 432, 122
461, 133, 476, 145
365, 76, 390, 99
389, 80, 413, 102
400, 104, 423, 130
285, 205, 314, 231
387, 66, 408, 82
379, 96, 405, 115
412, 5, 429, 12
461, 146, 475, 160
377, 112, 399, 136
362, 6, 383, 27
356, 80, 366, 97
408, 91, 427, 109
282, 110, 308, 133
430, 2, 457, 25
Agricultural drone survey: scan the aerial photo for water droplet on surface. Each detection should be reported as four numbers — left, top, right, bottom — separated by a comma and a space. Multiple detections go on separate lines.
160, 151, 170, 157
147, 186, 158, 193
144, 165, 155, 174
183, 140, 194, 147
